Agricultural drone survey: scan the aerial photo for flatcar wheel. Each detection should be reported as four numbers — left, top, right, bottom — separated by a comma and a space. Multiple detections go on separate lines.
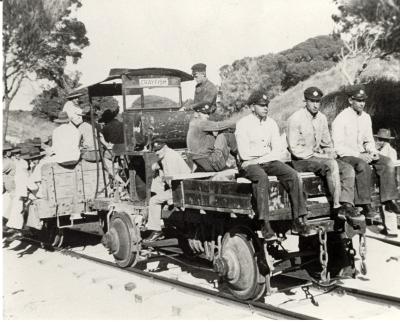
221, 232, 266, 300
106, 212, 138, 268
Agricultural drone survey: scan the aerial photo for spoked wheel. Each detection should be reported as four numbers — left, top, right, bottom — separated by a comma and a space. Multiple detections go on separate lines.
102, 212, 140, 267
41, 220, 64, 248
220, 232, 266, 300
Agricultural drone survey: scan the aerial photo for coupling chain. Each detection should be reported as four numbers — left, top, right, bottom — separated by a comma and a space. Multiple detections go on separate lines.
318, 227, 330, 283
359, 233, 367, 275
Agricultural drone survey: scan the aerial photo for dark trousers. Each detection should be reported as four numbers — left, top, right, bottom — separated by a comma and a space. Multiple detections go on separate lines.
243, 160, 308, 221
340, 155, 398, 205
195, 132, 237, 172
292, 157, 355, 206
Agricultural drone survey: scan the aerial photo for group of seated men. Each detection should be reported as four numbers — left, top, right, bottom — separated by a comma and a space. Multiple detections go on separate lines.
145, 84, 400, 242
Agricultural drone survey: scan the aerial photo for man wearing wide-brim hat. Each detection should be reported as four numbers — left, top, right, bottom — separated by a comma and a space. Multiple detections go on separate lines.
332, 85, 400, 221
63, 92, 84, 126
375, 128, 397, 161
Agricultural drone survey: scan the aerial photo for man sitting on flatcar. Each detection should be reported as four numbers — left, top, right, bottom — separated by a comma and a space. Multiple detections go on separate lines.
287, 86, 359, 222
144, 141, 191, 242
235, 90, 312, 239
186, 102, 241, 172
332, 85, 400, 221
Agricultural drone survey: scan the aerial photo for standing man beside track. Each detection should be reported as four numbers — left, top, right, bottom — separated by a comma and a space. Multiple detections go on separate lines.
235, 90, 312, 239
287, 87, 360, 222
332, 85, 400, 222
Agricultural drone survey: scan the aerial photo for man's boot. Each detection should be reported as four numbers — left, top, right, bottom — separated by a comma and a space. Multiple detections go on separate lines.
261, 220, 275, 240
362, 204, 380, 225
293, 216, 314, 235
384, 200, 400, 214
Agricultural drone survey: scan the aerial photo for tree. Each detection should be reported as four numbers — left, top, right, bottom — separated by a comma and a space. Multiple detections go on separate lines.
31, 71, 81, 120
219, 35, 342, 108
333, 0, 400, 84
3, 0, 89, 141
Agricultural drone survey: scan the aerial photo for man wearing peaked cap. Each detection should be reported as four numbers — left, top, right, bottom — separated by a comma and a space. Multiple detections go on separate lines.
191, 62, 218, 109
246, 90, 270, 107
332, 84, 400, 220
287, 87, 358, 223
350, 85, 367, 101
235, 89, 312, 238
187, 99, 242, 172
303, 86, 323, 101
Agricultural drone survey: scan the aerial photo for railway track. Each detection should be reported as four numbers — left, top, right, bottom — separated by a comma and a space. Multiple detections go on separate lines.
11, 229, 400, 320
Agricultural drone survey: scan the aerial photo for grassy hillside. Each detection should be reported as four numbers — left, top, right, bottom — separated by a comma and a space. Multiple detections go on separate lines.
269, 55, 400, 130
3, 110, 57, 144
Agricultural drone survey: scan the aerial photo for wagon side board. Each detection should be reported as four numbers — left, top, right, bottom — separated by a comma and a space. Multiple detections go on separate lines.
36, 161, 106, 219
172, 164, 400, 221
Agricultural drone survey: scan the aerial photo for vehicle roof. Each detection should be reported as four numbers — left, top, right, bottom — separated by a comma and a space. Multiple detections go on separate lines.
67, 67, 193, 99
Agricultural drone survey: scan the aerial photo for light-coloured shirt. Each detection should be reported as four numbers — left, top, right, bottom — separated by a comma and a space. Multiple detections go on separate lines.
287, 108, 333, 159
14, 159, 29, 198
151, 147, 191, 193
235, 113, 282, 163
332, 107, 377, 157
52, 122, 82, 163
378, 143, 397, 161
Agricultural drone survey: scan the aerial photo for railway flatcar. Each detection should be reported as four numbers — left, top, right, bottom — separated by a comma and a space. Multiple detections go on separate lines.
29, 68, 400, 300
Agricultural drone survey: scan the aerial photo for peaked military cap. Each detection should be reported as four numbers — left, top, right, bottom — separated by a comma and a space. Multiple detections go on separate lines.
191, 63, 207, 74
192, 101, 213, 114
350, 85, 367, 100
246, 90, 270, 106
304, 87, 324, 101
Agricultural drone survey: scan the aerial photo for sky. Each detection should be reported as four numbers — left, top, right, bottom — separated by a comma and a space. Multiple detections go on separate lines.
9, 0, 337, 110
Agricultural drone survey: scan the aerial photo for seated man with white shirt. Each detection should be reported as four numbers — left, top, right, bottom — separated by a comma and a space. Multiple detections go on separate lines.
235, 90, 312, 239
332, 85, 400, 221
144, 141, 191, 242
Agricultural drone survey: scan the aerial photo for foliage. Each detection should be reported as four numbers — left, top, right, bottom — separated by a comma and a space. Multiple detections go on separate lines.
219, 35, 343, 108
31, 71, 81, 120
332, 0, 400, 56
266, 54, 400, 131
3, 0, 89, 139
31, 76, 120, 121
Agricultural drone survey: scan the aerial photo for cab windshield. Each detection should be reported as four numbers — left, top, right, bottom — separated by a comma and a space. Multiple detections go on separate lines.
125, 86, 180, 110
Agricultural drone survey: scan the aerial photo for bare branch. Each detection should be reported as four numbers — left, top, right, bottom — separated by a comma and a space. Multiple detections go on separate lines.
9, 75, 25, 101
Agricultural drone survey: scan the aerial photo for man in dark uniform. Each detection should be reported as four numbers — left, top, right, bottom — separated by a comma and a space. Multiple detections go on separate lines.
191, 63, 218, 107
186, 102, 239, 172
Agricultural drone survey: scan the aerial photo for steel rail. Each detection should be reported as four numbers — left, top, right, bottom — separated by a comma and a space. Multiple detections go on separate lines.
331, 285, 400, 308
283, 273, 400, 308
17, 233, 400, 318
17, 235, 317, 320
